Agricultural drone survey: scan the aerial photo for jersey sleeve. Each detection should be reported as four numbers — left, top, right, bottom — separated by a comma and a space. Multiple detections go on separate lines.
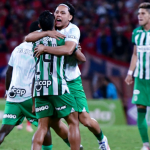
65, 27, 80, 44
8, 49, 16, 67
132, 29, 136, 45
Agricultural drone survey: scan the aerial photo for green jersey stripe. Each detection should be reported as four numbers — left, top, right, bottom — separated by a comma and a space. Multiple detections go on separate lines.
57, 56, 62, 95
143, 52, 146, 79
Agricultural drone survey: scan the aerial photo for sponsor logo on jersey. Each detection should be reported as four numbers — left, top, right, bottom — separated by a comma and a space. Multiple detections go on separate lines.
3, 114, 16, 119
133, 90, 140, 95
8, 86, 26, 98
55, 105, 67, 111
137, 46, 150, 52
35, 80, 52, 91
68, 35, 77, 40
137, 30, 143, 33
36, 105, 49, 112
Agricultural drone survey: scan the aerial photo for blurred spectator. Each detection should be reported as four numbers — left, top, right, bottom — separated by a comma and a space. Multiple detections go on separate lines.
112, 26, 129, 62
7, 31, 21, 53
93, 77, 118, 100
0, 0, 146, 62
82, 31, 96, 53
96, 29, 112, 56
0, 34, 8, 52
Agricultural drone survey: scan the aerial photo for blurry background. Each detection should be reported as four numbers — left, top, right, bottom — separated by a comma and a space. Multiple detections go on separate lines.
0, 0, 149, 126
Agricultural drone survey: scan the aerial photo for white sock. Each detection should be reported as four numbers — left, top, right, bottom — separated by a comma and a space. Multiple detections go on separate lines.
80, 145, 83, 147
143, 142, 150, 147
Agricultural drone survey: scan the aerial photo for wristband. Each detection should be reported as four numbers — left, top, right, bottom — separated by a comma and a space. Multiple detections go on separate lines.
128, 70, 133, 75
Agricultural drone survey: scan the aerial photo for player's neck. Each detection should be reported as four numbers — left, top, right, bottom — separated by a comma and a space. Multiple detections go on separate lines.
57, 22, 70, 30
143, 22, 150, 31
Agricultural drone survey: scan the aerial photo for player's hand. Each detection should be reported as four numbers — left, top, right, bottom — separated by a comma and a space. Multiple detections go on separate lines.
47, 31, 66, 40
78, 43, 82, 51
34, 44, 45, 57
125, 75, 133, 85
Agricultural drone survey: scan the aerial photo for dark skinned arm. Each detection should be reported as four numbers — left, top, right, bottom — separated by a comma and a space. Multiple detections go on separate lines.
5, 65, 13, 91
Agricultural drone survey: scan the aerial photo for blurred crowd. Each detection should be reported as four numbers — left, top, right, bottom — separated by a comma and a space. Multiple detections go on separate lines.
0, 0, 148, 62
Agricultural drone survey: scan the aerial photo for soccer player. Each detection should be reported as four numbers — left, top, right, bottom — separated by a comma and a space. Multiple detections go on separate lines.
0, 21, 70, 150
125, 2, 150, 150
25, 2, 110, 150
0, 22, 52, 150
32, 11, 80, 150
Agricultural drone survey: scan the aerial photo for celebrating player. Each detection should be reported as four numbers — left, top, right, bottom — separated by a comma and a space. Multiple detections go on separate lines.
0, 22, 52, 150
0, 21, 74, 150
32, 11, 81, 150
125, 2, 150, 150
25, 2, 110, 150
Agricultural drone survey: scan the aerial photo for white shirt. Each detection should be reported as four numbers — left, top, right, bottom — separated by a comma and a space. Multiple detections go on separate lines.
7, 42, 35, 102
57, 22, 81, 81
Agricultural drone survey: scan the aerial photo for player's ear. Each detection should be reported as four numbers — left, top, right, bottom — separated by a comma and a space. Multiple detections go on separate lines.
38, 24, 41, 29
69, 15, 72, 22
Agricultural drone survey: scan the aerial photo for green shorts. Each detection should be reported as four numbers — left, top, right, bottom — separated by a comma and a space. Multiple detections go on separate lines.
132, 77, 150, 106
67, 76, 89, 113
2, 98, 38, 126
35, 93, 78, 119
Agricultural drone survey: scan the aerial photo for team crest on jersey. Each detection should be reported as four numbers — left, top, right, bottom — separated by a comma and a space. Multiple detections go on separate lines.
35, 79, 52, 92
8, 86, 26, 98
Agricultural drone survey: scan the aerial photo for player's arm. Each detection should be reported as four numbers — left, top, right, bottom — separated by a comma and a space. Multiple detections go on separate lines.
125, 45, 137, 85
34, 41, 76, 57
74, 49, 86, 63
25, 31, 66, 42
5, 65, 13, 91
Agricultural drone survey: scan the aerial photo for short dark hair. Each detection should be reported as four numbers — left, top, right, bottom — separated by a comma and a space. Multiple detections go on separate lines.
38, 10, 55, 31
58, 2, 75, 22
139, 2, 150, 10
29, 21, 40, 33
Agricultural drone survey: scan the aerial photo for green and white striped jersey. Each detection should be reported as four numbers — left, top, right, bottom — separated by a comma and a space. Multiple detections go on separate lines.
33, 37, 69, 97
132, 26, 150, 79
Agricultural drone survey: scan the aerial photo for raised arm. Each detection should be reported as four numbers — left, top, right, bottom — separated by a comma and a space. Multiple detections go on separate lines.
25, 31, 66, 42
125, 45, 137, 85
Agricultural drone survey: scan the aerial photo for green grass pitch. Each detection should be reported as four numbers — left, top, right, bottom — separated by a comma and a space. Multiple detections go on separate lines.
0, 124, 148, 150
0, 100, 148, 150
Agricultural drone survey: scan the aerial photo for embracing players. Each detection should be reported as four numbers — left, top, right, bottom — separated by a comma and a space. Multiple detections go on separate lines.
26, 2, 110, 150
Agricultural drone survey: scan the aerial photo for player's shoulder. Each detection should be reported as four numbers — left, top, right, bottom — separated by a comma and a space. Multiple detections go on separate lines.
68, 23, 80, 32
132, 26, 143, 34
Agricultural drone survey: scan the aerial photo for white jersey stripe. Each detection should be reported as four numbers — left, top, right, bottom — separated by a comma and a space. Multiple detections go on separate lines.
37, 59, 40, 97
146, 52, 150, 79
43, 54, 49, 95
135, 34, 139, 45
51, 38, 58, 95
52, 56, 58, 95
140, 32, 145, 45
139, 52, 143, 79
